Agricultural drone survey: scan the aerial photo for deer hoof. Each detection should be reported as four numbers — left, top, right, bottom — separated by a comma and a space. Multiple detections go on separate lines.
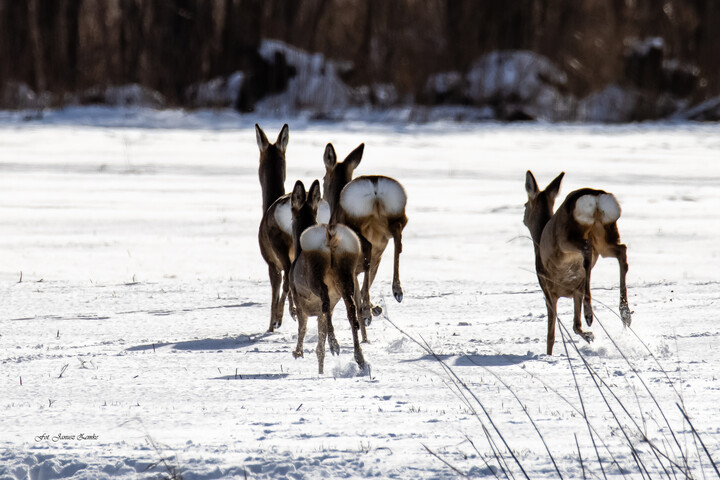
355, 351, 366, 370
393, 285, 404, 303
620, 304, 632, 327
583, 332, 595, 344
371, 305, 383, 316
585, 314, 593, 327
329, 338, 340, 356
360, 306, 372, 326
292, 349, 303, 359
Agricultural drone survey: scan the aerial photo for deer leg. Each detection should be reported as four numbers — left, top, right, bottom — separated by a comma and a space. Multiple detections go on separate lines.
357, 234, 373, 326
267, 264, 282, 332
280, 255, 296, 322
353, 275, 369, 343
581, 240, 594, 326
389, 220, 405, 303
574, 291, 595, 344
317, 313, 327, 375
326, 309, 340, 357
616, 244, 631, 327
293, 307, 308, 359
312, 274, 338, 360
366, 258, 382, 320
601, 224, 632, 327
545, 294, 558, 355
341, 275, 365, 369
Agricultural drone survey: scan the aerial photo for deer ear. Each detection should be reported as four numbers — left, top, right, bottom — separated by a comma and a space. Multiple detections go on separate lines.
525, 171, 539, 200
291, 180, 306, 210
276, 124, 289, 154
308, 180, 322, 210
255, 124, 270, 153
545, 172, 564, 201
344, 143, 364, 171
323, 143, 337, 170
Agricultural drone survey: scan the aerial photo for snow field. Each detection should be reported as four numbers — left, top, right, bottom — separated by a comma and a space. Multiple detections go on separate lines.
1, 110, 719, 478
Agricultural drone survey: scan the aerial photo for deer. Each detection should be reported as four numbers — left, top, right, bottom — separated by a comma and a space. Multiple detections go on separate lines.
255, 123, 330, 332
289, 179, 365, 374
322, 143, 408, 340
523, 171, 632, 355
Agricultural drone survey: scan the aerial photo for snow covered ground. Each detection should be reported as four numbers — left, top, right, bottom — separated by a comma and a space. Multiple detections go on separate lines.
1, 108, 719, 479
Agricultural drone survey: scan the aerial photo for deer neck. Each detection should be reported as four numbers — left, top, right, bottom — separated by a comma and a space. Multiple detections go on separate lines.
259, 151, 286, 212
324, 173, 350, 216
527, 202, 554, 266
292, 208, 317, 258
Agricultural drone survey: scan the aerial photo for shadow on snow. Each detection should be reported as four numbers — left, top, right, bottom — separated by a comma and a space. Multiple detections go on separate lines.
402, 353, 536, 367
126, 332, 269, 352
210, 373, 291, 380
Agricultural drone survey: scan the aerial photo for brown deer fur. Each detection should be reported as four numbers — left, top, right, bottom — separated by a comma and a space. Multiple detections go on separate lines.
256, 123, 293, 332
322, 143, 408, 336
289, 180, 365, 374
524, 171, 632, 355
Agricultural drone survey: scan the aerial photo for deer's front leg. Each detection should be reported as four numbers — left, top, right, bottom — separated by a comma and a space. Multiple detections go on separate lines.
544, 293, 558, 355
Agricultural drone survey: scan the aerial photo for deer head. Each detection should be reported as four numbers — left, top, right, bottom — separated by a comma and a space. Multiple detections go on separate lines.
322, 143, 365, 213
256, 123, 289, 212
523, 171, 564, 246
290, 179, 322, 256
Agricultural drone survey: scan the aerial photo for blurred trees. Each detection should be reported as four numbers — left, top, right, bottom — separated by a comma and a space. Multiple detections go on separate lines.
0, 0, 717, 108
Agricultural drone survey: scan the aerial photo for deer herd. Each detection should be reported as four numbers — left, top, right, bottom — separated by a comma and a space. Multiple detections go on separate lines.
254, 123, 631, 373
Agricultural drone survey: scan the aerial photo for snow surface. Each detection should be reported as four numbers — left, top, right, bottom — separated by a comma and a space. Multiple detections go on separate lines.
1, 108, 720, 479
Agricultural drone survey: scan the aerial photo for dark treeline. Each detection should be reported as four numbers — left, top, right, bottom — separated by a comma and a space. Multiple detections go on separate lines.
0, 0, 718, 110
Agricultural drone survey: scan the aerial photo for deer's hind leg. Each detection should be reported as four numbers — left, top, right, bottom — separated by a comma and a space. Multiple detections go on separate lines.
356, 233, 374, 326
316, 313, 328, 374
574, 291, 595, 345
279, 252, 296, 323
293, 306, 308, 359
599, 223, 632, 326
314, 274, 339, 356
340, 271, 365, 369
581, 239, 595, 327
268, 264, 282, 332
389, 218, 406, 303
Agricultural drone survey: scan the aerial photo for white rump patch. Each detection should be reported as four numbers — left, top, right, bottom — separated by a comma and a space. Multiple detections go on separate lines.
598, 193, 621, 224
300, 224, 360, 255
573, 195, 598, 226
273, 198, 292, 235
574, 193, 622, 226
300, 225, 330, 254
340, 177, 407, 218
331, 224, 361, 254
341, 179, 375, 218
376, 177, 407, 215
316, 199, 331, 224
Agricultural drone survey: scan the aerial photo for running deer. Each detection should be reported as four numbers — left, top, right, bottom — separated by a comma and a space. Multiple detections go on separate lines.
322, 143, 408, 336
523, 171, 632, 355
255, 124, 331, 332
289, 179, 365, 374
